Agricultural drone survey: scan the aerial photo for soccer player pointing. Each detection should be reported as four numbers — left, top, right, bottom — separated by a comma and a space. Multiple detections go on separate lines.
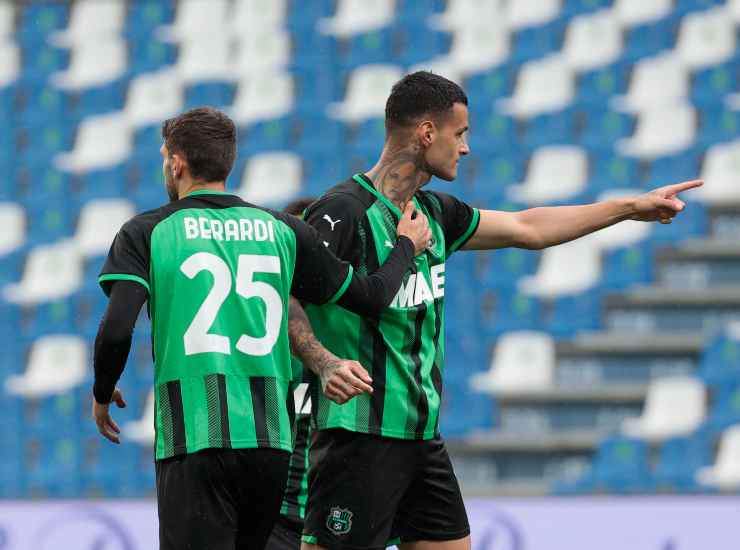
296, 72, 702, 550
90, 107, 431, 550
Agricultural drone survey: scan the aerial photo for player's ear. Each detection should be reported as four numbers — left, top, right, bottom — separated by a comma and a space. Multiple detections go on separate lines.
171, 153, 185, 178
417, 120, 435, 148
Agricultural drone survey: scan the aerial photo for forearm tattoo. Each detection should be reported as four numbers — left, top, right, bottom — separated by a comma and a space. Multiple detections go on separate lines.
288, 297, 337, 377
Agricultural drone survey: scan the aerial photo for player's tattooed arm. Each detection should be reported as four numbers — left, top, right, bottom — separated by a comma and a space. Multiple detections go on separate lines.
288, 297, 374, 405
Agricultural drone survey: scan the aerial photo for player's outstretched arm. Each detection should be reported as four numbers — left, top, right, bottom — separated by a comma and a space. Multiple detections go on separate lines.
288, 297, 373, 405
463, 180, 704, 251
91, 280, 147, 444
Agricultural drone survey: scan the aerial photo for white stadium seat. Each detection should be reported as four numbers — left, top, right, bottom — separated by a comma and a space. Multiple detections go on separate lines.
5, 335, 88, 399
232, 72, 294, 126
74, 199, 136, 258
508, 146, 588, 205
0, 41, 19, 87
0, 0, 14, 40
238, 152, 302, 207
470, 331, 556, 395
0, 202, 26, 257
408, 58, 463, 85
157, 0, 229, 41
428, 0, 504, 31
232, 29, 291, 77
519, 238, 601, 298
176, 35, 232, 84
675, 7, 736, 70
697, 140, 740, 204
435, 24, 510, 76
612, 52, 688, 112
51, 37, 128, 90
125, 389, 156, 445
622, 376, 706, 443
55, 112, 132, 173
562, 10, 622, 72
124, 69, 184, 128
613, 0, 672, 26
729, 0, 740, 22
328, 64, 403, 123
498, 55, 574, 117
697, 425, 740, 491
229, 0, 287, 34
4, 241, 83, 305
506, 0, 561, 31
617, 103, 696, 159
319, 0, 396, 37
48, 0, 126, 47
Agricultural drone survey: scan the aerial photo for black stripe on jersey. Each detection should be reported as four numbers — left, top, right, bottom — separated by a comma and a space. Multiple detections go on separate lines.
410, 303, 430, 438
430, 298, 444, 436
250, 377, 269, 447
264, 377, 282, 448
166, 381, 187, 455
157, 383, 174, 457
283, 416, 311, 520
205, 374, 232, 448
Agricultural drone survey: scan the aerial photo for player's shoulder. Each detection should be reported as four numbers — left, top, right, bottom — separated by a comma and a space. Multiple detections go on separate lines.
417, 188, 466, 215
118, 206, 169, 238
305, 177, 375, 221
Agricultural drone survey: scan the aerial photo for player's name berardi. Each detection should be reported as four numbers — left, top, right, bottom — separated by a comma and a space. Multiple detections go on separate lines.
183, 216, 276, 242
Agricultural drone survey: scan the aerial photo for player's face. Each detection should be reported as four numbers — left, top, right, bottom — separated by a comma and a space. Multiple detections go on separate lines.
160, 143, 179, 202
424, 103, 470, 182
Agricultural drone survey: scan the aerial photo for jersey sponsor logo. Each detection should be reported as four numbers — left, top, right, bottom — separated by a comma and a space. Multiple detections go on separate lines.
384, 240, 394, 248
183, 216, 275, 243
326, 507, 353, 536
322, 214, 342, 231
390, 264, 445, 308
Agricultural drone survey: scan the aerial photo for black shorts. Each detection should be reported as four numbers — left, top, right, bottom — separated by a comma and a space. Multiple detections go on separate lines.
303, 429, 470, 550
156, 447, 290, 550
266, 515, 303, 550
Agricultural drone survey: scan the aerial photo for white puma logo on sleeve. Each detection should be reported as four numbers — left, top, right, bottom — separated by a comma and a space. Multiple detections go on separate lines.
322, 214, 342, 231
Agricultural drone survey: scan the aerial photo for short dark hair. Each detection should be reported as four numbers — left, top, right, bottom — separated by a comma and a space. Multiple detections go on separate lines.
385, 71, 468, 132
283, 197, 317, 217
161, 107, 237, 183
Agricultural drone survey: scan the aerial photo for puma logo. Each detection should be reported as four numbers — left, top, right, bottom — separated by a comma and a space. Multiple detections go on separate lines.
323, 241, 330, 247
384, 240, 394, 248
323, 214, 341, 231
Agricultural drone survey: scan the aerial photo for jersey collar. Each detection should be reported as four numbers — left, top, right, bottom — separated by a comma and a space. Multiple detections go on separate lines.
186, 189, 232, 197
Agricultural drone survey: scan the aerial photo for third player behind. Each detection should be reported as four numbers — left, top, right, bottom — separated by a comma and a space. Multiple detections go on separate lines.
296, 71, 703, 550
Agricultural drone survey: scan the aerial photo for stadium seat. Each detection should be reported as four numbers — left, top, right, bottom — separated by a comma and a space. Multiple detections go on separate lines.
698, 325, 740, 386
692, 60, 739, 106
580, 109, 636, 148
176, 35, 232, 84
3, 240, 83, 305
597, 242, 655, 289
572, 436, 655, 494
506, 0, 561, 30
318, 0, 396, 37
4, 335, 87, 398
613, 0, 673, 26
622, 16, 677, 62
73, 199, 135, 258
231, 72, 295, 127
498, 55, 574, 117
703, 382, 740, 434
232, 29, 291, 77
123, 68, 183, 129
328, 64, 402, 123
55, 112, 132, 173
0, 1, 13, 39
730, 0, 740, 21
470, 331, 555, 395
613, 53, 688, 112
675, 7, 736, 70
696, 425, 740, 491
0, 202, 26, 256
508, 146, 588, 205
428, 0, 503, 31
511, 18, 565, 64
431, 24, 510, 76
561, 9, 622, 72
228, 0, 287, 33
617, 103, 696, 158
0, 40, 19, 87
51, 37, 128, 90
157, 0, 229, 42
519, 237, 601, 298
547, 288, 604, 336
48, 0, 126, 48
125, 389, 155, 445
654, 433, 713, 493
622, 376, 707, 443
695, 140, 740, 204
238, 152, 302, 207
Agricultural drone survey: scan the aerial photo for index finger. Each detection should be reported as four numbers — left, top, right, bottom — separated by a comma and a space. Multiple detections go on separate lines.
663, 179, 703, 195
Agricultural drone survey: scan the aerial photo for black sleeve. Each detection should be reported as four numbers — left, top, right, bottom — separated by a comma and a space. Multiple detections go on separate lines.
303, 192, 362, 263
98, 217, 152, 297
426, 191, 480, 256
92, 280, 147, 404
278, 213, 415, 316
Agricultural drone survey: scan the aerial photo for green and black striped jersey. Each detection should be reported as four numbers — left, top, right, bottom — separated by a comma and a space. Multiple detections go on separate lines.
305, 175, 480, 440
99, 191, 359, 460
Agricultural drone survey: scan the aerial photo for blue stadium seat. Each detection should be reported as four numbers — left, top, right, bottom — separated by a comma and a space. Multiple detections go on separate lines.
692, 60, 740, 107
439, 377, 496, 438
674, 0, 725, 16
470, 111, 518, 151
511, 18, 566, 64
25, 435, 83, 498
480, 289, 545, 335
239, 116, 295, 154
395, 0, 445, 22
341, 28, 395, 70
697, 107, 740, 146
547, 289, 604, 337
580, 109, 636, 148
602, 243, 656, 289
654, 433, 713, 493
703, 381, 740, 434
184, 82, 236, 111
21, 42, 70, 78
622, 17, 678, 62
465, 65, 517, 113
588, 150, 640, 192
646, 150, 703, 190
286, 0, 335, 29
576, 62, 630, 105
126, 0, 175, 33
128, 38, 178, 74
394, 23, 450, 66
698, 331, 740, 387
562, 0, 612, 17
522, 108, 577, 147
17, 3, 69, 46
475, 245, 540, 289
